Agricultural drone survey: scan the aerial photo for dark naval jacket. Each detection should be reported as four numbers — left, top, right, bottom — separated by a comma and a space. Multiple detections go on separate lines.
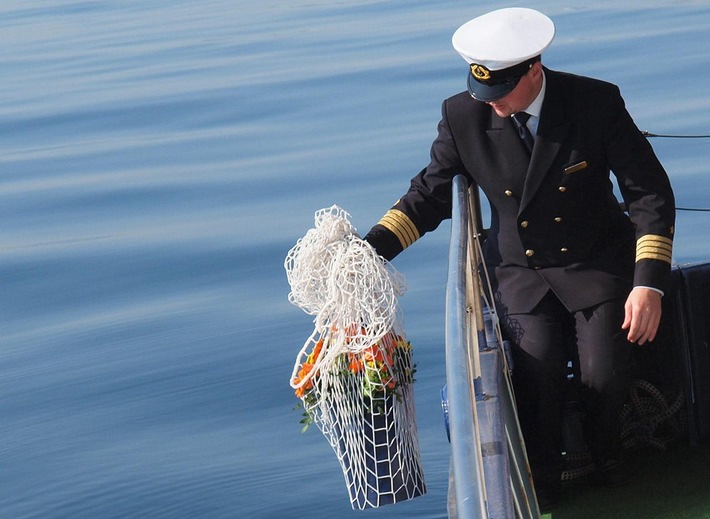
365, 68, 675, 314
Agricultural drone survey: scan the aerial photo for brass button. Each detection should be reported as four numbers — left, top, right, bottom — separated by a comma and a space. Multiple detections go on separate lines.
520, 220, 529, 228
554, 217, 563, 223
558, 186, 567, 193
560, 247, 568, 253
504, 190, 513, 197
525, 249, 535, 257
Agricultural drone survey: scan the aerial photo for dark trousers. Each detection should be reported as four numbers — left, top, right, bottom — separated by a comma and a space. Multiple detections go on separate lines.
502, 290, 632, 491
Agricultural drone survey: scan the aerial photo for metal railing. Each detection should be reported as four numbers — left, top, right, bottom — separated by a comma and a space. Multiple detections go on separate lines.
444, 175, 540, 519
445, 174, 487, 518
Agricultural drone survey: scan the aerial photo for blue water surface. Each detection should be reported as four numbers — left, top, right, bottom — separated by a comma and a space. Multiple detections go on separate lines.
1, 1, 709, 517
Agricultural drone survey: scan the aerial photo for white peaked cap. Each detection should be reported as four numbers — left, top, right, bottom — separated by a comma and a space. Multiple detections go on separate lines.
452, 7, 555, 70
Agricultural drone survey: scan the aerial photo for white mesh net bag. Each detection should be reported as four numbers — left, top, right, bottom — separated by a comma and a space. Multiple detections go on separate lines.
286, 205, 426, 509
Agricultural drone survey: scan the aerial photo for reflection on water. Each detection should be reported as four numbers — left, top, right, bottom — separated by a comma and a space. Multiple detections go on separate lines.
0, 1, 708, 517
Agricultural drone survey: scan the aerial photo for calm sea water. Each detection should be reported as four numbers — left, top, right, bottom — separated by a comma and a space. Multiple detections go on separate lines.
1, 1, 709, 517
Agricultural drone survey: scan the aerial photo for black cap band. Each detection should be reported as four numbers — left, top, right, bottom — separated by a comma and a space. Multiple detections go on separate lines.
470, 56, 540, 86
467, 56, 540, 102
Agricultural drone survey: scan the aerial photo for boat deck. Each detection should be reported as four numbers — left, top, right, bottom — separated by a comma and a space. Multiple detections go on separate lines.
546, 441, 710, 518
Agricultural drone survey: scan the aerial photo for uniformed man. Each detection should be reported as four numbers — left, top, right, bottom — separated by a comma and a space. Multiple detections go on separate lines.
363, 7, 675, 511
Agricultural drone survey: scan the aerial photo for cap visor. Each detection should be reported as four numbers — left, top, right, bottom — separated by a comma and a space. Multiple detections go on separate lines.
467, 73, 517, 102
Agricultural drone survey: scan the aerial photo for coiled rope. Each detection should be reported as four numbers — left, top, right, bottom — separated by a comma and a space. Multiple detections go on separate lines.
560, 379, 685, 481
621, 379, 685, 451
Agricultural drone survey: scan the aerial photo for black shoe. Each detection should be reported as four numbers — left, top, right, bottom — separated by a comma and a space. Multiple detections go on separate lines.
590, 460, 632, 487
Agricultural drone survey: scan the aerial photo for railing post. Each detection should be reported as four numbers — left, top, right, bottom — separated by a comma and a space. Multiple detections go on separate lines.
446, 175, 487, 518
445, 175, 541, 519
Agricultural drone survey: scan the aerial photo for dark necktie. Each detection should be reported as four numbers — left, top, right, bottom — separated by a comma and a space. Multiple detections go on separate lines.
513, 111, 535, 153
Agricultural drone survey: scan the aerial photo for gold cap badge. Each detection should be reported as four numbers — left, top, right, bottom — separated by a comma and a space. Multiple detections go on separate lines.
470, 63, 491, 81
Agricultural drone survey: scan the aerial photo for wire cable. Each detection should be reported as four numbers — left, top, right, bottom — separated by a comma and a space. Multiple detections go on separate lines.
643, 130, 710, 138
639, 131, 710, 211
621, 203, 710, 213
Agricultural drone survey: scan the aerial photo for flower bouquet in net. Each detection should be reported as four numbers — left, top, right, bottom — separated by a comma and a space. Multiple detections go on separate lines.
286, 206, 426, 509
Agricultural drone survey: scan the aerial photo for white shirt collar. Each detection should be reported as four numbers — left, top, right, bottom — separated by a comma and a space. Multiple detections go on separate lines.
512, 70, 545, 136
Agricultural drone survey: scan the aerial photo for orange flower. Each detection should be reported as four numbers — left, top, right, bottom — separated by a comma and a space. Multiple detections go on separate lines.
348, 354, 364, 374
306, 339, 324, 364
293, 362, 317, 398
382, 376, 396, 390
294, 330, 413, 403
379, 334, 395, 351
363, 342, 393, 367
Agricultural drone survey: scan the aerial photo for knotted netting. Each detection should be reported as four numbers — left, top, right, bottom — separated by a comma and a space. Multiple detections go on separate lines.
286, 205, 426, 509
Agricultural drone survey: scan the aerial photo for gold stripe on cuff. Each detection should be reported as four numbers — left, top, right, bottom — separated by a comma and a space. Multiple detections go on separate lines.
635, 234, 673, 264
377, 209, 420, 250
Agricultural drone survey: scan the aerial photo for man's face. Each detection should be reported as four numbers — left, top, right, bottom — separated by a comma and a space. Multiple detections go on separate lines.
486, 62, 543, 118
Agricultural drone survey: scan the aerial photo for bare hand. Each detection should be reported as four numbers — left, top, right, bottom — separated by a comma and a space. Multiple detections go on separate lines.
621, 287, 662, 345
